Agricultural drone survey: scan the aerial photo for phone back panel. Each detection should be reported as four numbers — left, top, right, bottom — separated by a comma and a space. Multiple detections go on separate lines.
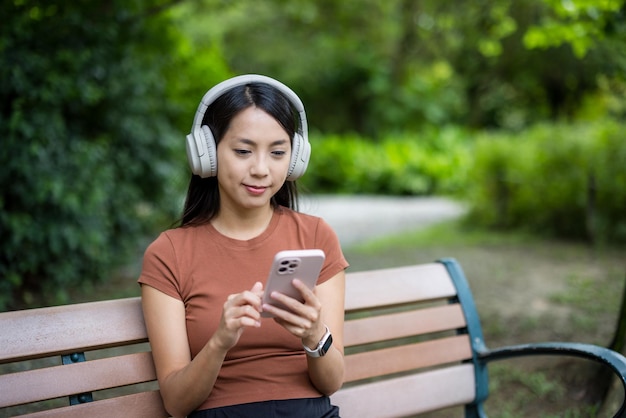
261, 249, 325, 317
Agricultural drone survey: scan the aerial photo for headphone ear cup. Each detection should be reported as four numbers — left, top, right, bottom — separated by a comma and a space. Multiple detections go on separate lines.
185, 132, 203, 177
286, 133, 310, 181
199, 125, 218, 177
185, 125, 218, 178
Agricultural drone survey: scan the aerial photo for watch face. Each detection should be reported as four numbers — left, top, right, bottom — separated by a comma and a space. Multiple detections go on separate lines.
304, 327, 333, 357
320, 334, 333, 356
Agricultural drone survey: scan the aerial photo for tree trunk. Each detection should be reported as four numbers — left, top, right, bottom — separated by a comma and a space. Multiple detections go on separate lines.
582, 271, 626, 408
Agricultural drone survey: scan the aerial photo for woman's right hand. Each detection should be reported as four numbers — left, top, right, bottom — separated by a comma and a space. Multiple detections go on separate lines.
211, 281, 264, 351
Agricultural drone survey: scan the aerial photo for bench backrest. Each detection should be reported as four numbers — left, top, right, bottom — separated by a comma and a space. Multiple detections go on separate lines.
0, 258, 482, 417
0, 298, 168, 417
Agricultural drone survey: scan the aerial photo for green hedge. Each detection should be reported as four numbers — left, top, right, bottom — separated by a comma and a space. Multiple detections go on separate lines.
302, 120, 625, 244
0, 3, 188, 311
465, 120, 626, 243
301, 126, 471, 196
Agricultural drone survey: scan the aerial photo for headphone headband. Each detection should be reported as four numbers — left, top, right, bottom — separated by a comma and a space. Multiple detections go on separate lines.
190, 74, 308, 142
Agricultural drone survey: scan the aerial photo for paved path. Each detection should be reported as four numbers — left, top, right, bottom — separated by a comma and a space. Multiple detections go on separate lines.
300, 195, 467, 247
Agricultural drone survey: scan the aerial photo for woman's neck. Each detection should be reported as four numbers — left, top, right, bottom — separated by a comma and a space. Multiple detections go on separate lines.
210, 205, 275, 240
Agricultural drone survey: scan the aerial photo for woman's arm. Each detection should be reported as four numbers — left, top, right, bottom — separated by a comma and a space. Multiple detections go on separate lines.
264, 271, 346, 395
304, 271, 346, 394
141, 282, 264, 418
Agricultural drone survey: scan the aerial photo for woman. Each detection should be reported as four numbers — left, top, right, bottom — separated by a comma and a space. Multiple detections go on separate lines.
138, 74, 348, 418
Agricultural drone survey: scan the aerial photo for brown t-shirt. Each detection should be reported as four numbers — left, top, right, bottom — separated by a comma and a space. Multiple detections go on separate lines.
138, 206, 349, 410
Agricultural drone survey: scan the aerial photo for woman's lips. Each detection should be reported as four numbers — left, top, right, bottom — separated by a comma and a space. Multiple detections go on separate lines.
245, 185, 267, 195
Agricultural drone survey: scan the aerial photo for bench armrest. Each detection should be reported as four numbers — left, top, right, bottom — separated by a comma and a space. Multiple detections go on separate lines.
477, 342, 626, 418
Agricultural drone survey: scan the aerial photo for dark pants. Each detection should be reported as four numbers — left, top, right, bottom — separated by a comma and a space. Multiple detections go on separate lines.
188, 396, 340, 418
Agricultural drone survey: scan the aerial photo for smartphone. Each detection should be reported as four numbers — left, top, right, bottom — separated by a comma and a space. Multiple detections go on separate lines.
261, 249, 325, 318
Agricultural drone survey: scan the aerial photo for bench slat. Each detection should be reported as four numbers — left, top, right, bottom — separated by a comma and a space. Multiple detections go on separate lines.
332, 363, 476, 418
13, 390, 169, 418
0, 352, 157, 407
344, 304, 466, 347
344, 263, 456, 311
344, 334, 472, 383
0, 298, 147, 364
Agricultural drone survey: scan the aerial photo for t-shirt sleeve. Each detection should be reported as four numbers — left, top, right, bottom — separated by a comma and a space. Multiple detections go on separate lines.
137, 231, 183, 301
315, 217, 349, 285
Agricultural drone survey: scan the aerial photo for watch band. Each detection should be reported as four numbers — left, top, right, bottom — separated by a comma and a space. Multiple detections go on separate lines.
303, 326, 333, 358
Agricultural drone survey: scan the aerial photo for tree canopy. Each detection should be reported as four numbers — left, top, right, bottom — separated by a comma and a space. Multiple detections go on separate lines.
175, 0, 625, 133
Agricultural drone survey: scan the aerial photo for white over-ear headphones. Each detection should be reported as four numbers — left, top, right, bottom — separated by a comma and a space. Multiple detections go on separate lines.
186, 74, 311, 180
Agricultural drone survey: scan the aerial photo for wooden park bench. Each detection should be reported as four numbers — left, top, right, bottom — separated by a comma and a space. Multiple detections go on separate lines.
1, 258, 625, 417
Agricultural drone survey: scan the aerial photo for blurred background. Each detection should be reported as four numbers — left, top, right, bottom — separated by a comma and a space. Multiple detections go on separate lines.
2, 0, 624, 307
1, 1, 626, 415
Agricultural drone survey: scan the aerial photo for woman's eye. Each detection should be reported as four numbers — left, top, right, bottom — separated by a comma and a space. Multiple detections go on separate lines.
235, 149, 251, 155
272, 150, 287, 156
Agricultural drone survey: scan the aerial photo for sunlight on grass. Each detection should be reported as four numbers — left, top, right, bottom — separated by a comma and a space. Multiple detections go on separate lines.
352, 219, 539, 252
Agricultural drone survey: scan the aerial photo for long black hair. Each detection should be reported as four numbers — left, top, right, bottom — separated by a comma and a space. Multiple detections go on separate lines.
180, 82, 300, 227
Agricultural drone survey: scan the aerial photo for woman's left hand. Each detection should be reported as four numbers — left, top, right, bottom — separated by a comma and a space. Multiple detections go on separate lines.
262, 279, 326, 344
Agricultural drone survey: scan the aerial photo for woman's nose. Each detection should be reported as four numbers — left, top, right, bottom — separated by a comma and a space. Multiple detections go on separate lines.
250, 155, 269, 176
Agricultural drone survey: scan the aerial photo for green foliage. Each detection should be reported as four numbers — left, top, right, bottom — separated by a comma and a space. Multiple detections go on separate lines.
300, 126, 471, 196
524, 0, 625, 58
171, 0, 626, 133
465, 119, 626, 243
0, 1, 191, 310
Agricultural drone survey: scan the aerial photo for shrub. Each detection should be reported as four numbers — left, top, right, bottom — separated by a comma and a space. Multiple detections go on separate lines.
301, 126, 472, 196
0, 3, 188, 310
465, 120, 626, 243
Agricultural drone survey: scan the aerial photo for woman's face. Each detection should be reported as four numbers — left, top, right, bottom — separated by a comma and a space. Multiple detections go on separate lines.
216, 106, 292, 212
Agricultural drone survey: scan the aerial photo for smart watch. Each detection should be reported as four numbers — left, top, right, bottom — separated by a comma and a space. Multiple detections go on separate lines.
303, 326, 333, 358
